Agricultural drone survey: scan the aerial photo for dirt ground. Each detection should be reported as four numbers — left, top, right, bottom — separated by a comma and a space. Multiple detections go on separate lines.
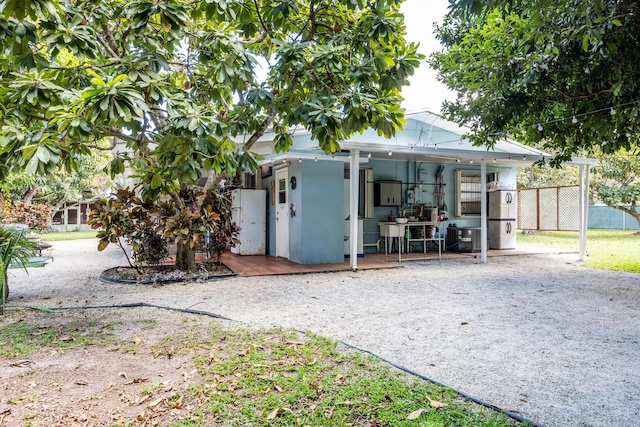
0, 307, 221, 427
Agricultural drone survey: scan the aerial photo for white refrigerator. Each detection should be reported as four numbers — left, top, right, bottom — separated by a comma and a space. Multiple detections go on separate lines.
231, 189, 267, 255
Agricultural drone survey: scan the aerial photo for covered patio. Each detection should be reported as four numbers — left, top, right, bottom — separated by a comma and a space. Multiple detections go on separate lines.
221, 245, 579, 276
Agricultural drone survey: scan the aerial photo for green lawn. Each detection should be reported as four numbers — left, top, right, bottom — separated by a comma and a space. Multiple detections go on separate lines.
39, 231, 98, 241
518, 229, 640, 273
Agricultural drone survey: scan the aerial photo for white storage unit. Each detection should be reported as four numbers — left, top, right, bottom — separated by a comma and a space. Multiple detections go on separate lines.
231, 189, 267, 255
488, 190, 517, 249
344, 219, 364, 258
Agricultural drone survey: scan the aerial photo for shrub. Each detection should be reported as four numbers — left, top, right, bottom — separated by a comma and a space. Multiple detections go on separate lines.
0, 202, 52, 231
89, 189, 169, 272
89, 186, 239, 272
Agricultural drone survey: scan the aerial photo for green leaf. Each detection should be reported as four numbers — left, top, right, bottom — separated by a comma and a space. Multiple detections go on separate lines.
582, 33, 590, 52
150, 173, 163, 189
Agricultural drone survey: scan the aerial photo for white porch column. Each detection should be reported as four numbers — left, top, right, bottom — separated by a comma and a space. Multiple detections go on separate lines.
480, 159, 487, 263
349, 149, 360, 271
578, 164, 590, 261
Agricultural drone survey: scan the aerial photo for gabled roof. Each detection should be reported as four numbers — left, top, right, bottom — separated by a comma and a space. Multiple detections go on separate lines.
248, 109, 596, 167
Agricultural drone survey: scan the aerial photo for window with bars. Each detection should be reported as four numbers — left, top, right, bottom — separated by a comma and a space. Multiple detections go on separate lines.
454, 170, 499, 217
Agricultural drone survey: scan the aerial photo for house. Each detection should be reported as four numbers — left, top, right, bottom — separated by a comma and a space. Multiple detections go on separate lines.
50, 201, 97, 232
239, 110, 595, 269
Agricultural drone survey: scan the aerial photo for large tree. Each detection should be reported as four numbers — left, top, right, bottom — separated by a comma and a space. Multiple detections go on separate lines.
591, 146, 640, 233
431, 0, 640, 164
0, 0, 423, 269
1, 151, 113, 208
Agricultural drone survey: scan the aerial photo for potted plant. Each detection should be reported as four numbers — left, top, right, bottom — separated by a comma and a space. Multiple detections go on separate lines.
0, 226, 38, 313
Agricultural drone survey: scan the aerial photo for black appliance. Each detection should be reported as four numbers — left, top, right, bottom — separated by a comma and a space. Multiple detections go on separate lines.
446, 225, 482, 253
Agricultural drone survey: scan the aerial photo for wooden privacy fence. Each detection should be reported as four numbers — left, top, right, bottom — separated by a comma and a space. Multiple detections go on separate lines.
518, 186, 581, 231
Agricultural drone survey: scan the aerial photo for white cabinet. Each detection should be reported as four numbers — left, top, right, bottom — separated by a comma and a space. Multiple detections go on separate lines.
488, 190, 517, 249
488, 190, 517, 218
488, 220, 517, 249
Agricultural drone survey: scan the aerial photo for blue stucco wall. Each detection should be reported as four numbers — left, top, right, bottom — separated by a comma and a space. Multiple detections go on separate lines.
295, 160, 344, 264
263, 160, 344, 264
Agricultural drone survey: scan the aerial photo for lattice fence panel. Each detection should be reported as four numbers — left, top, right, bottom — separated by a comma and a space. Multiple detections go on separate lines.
558, 186, 581, 231
538, 188, 559, 230
517, 186, 581, 231
518, 189, 538, 230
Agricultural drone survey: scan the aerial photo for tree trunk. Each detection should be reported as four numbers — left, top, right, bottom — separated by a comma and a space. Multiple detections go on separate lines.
617, 202, 640, 234
175, 241, 197, 272
22, 186, 38, 204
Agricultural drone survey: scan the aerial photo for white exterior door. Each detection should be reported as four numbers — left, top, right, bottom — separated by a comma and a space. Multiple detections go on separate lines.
275, 168, 289, 258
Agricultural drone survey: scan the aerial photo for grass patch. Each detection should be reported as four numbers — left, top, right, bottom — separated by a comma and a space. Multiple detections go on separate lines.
150, 324, 527, 427
0, 312, 116, 358
38, 231, 98, 241
1, 311, 531, 426
517, 229, 640, 272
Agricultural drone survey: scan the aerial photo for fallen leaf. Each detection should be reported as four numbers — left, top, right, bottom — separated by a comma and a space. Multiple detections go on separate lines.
460, 322, 469, 326
324, 407, 334, 419
58, 335, 75, 342
147, 398, 164, 408
337, 401, 353, 405
335, 374, 345, 384
10, 360, 32, 367
134, 337, 143, 345
426, 396, 447, 409
265, 407, 293, 420
136, 395, 150, 406
75, 380, 88, 386
118, 372, 128, 379
407, 408, 427, 420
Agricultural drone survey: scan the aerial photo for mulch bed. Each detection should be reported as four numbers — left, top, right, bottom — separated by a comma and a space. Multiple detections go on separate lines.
99, 262, 236, 284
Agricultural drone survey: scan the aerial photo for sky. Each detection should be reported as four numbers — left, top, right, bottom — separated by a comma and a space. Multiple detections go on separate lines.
399, 0, 456, 113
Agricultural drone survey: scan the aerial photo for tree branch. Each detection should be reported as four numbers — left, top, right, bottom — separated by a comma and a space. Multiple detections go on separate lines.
101, 24, 121, 57
242, 107, 277, 153
304, 0, 317, 42
252, 0, 270, 36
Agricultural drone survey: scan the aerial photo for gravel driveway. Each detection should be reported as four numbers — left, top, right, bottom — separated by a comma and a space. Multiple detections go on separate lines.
7, 239, 640, 427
